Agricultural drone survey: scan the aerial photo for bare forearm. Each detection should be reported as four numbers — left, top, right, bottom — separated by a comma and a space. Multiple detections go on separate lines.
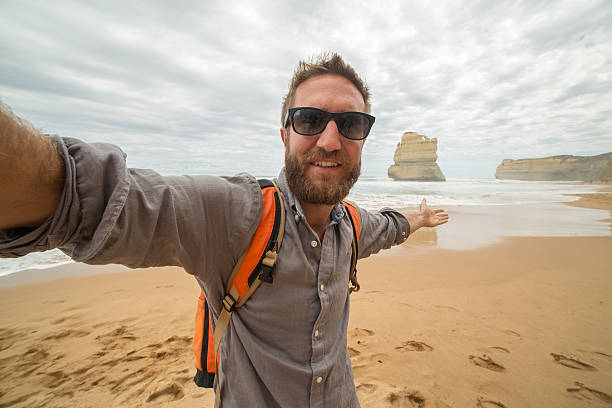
0, 102, 64, 229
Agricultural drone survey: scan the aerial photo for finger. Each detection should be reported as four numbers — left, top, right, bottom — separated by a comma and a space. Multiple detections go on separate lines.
433, 209, 445, 214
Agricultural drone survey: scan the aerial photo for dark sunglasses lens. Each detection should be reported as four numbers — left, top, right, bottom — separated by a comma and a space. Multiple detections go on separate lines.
293, 109, 327, 135
338, 113, 370, 140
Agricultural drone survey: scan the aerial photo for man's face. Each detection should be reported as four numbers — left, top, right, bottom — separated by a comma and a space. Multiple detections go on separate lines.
281, 74, 366, 205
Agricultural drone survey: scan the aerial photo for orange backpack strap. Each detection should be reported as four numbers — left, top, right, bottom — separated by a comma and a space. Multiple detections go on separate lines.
343, 200, 361, 293
192, 179, 286, 407
193, 291, 216, 387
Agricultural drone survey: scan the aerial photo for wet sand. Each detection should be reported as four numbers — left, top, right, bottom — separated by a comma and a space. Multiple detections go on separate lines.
0, 190, 611, 407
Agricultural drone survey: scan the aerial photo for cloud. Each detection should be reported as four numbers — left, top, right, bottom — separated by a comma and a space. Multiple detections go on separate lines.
1, 0, 611, 178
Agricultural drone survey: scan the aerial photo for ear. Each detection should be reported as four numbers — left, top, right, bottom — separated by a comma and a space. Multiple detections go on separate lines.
280, 127, 287, 146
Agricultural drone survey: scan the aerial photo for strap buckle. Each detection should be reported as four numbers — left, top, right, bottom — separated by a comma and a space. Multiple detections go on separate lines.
349, 267, 360, 293
259, 264, 274, 283
222, 294, 236, 312
259, 249, 278, 284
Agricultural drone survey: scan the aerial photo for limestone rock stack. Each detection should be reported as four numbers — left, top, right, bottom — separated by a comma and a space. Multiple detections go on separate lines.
388, 132, 446, 181
495, 152, 612, 182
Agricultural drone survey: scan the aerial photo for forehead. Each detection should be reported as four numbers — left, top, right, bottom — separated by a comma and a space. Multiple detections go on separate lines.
292, 74, 366, 113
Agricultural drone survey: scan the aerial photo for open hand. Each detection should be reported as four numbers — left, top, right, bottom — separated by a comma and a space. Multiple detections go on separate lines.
419, 198, 448, 227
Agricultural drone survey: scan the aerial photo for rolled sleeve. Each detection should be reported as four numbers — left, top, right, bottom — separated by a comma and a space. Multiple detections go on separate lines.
0, 136, 262, 284
356, 206, 410, 259
0, 136, 86, 256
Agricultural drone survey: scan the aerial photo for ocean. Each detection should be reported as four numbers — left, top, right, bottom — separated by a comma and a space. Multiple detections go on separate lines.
0, 178, 609, 277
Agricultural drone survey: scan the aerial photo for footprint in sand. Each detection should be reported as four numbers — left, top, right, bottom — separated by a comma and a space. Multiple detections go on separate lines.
21, 345, 50, 361
146, 381, 185, 402
90, 375, 106, 386
386, 389, 426, 408
551, 353, 596, 371
43, 329, 91, 340
351, 328, 375, 337
567, 382, 611, 403
477, 397, 507, 408
350, 328, 375, 346
434, 305, 460, 312
469, 354, 505, 372
95, 325, 137, 349
121, 336, 190, 364
503, 330, 521, 338
395, 340, 433, 352
356, 383, 378, 393
348, 347, 361, 357
353, 352, 390, 372
369, 353, 390, 364
42, 370, 69, 389
479, 346, 510, 354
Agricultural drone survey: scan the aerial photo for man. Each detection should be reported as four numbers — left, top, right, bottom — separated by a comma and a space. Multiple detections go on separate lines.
0, 53, 448, 407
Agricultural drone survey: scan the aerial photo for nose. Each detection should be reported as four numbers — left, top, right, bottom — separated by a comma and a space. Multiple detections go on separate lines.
315, 119, 342, 152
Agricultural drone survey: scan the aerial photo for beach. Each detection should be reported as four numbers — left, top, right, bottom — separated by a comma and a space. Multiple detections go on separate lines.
1, 190, 611, 407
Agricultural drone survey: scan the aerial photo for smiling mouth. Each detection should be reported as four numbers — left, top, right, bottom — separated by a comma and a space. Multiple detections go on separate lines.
312, 161, 341, 168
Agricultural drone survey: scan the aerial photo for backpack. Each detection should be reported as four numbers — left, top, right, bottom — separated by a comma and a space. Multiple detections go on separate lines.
192, 179, 361, 407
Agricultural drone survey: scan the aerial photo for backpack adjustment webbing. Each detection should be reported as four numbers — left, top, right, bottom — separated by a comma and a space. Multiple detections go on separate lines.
258, 248, 278, 283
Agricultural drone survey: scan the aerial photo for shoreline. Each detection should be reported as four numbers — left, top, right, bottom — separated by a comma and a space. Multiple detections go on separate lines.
2, 181, 609, 285
3, 190, 611, 288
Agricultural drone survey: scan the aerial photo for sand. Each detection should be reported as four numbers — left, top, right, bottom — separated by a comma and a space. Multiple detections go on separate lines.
1, 191, 611, 407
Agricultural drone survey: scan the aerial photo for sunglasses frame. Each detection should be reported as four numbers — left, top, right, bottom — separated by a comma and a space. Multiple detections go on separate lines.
285, 107, 375, 141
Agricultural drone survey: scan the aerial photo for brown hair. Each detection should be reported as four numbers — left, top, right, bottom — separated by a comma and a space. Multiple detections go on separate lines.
280, 52, 371, 125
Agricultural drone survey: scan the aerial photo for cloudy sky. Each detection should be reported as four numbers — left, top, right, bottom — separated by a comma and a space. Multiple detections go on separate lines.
1, 0, 611, 178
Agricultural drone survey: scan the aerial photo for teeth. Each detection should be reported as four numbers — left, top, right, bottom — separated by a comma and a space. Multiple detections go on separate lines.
313, 161, 339, 168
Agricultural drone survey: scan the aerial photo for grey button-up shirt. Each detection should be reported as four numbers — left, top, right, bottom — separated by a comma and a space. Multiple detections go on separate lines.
0, 137, 410, 407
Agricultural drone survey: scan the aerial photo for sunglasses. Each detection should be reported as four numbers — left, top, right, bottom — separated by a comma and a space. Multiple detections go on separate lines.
285, 107, 375, 141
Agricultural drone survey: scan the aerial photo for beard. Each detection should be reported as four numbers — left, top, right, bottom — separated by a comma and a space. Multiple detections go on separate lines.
285, 146, 361, 205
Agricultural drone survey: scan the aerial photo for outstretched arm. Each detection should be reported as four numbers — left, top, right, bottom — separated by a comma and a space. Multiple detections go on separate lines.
0, 102, 65, 229
404, 198, 448, 233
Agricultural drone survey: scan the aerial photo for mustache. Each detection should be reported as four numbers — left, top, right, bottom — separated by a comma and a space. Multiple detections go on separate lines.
301, 149, 350, 165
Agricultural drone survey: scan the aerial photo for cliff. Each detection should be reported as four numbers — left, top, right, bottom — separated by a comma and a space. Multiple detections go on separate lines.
388, 132, 446, 181
495, 152, 612, 182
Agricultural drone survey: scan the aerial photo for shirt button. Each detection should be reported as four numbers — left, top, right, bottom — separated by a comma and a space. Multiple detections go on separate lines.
316, 377, 323, 384
311, 240, 318, 248
320, 284, 325, 291
314, 330, 319, 337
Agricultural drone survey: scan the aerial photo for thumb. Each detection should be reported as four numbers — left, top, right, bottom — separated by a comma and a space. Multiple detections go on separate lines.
420, 198, 427, 211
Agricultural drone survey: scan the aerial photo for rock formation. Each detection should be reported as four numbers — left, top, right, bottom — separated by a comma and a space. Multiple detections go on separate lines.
388, 132, 445, 181
495, 152, 612, 182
